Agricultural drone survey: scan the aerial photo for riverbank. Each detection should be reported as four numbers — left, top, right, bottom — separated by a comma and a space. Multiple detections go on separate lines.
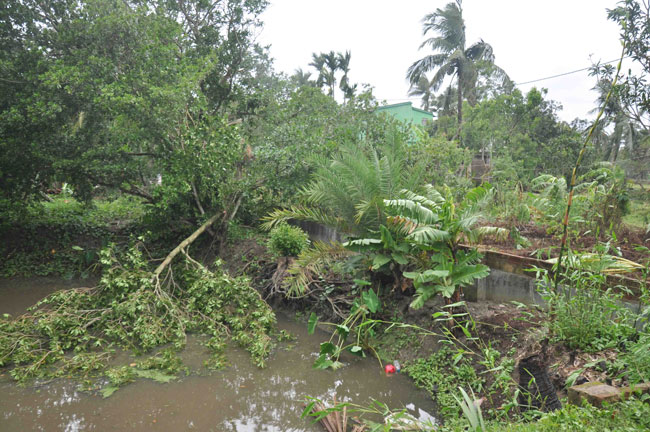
0, 277, 435, 431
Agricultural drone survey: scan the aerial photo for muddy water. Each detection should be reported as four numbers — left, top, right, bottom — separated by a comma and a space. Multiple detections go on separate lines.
0, 277, 96, 316
0, 279, 436, 431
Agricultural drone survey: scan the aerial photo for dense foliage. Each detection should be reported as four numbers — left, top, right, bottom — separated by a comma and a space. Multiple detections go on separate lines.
267, 223, 310, 257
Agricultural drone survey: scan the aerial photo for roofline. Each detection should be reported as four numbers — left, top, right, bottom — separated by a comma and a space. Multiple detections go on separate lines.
376, 102, 412, 110
375, 101, 433, 117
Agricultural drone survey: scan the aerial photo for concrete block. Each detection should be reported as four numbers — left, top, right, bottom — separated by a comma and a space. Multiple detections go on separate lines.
568, 382, 621, 407
621, 382, 650, 399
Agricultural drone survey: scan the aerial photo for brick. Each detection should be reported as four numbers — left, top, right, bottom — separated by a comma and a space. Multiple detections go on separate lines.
568, 382, 621, 407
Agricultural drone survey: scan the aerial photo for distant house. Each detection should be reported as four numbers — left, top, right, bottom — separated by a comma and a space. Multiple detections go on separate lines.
374, 102, 433, 126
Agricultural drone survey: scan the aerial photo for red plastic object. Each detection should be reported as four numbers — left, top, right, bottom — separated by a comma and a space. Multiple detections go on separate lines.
385, 364, 396, 374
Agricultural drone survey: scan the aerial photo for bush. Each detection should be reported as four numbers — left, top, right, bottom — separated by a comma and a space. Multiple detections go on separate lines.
536, 266, 636, 352
267, 223, 309, 257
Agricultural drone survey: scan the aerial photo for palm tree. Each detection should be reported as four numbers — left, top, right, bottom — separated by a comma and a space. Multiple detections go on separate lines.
309, 53, 327, 89
262, 134, 428, 238
322, 51, 340, 97
591, 77, 638, 162
408, 76, 435, 111
337, 50, 356, 101
310, 51, 341, 97
407, 0, 509, 138
292, 68, 315, 88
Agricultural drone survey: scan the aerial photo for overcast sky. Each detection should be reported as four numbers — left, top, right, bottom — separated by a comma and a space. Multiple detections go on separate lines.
257, 0, 630, 122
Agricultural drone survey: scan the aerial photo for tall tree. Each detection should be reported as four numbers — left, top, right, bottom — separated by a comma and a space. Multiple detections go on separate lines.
338, 50, 356, 100
406, 0, 509, 139
0, 0, 268, 246
408, 76, 436, 112
309, 50, 354, 100
291, 68, 315, 88
591, 77, 638, 162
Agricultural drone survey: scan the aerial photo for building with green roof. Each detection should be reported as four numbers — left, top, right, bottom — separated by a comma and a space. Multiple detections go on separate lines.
374, 102, 433, 126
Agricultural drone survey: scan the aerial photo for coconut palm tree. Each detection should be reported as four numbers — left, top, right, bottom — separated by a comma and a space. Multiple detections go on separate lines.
408, 76, 436, 111
406, 0, 509, 138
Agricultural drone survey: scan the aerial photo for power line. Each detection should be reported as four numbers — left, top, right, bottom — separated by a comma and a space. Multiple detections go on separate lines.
382, 58, 629, 103
513, 57, 628, 86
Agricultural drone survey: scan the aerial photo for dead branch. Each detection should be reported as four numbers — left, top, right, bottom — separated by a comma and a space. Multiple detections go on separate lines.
152, 211, 222, 281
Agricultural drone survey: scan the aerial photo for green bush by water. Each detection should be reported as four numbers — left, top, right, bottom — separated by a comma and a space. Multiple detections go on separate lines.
267, 223, 310, 257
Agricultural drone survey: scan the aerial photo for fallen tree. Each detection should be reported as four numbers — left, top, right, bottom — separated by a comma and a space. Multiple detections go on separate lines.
0, 212, 276, 385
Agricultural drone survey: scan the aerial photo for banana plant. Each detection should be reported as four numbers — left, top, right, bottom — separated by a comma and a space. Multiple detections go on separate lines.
344, 225, 412, 291
349, 184, 505, 309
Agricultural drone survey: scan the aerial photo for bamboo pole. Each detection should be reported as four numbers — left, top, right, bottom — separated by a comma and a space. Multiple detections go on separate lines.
553, 45, 626, 291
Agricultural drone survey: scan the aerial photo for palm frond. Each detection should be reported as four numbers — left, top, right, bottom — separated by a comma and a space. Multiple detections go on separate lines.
261, 206, 348, 233
407, 55, 451, 86
284, 242, 354, 297
468, 226, 509, 244
465, 40, 494, 62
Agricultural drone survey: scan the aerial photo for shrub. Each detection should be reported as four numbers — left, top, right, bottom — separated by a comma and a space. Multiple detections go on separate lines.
267, 223, 309, 257
536, 265, 636, 352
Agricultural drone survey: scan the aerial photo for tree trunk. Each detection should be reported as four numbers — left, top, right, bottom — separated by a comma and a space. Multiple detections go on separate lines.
152, 211, 222, 280
457, 74, 463, 145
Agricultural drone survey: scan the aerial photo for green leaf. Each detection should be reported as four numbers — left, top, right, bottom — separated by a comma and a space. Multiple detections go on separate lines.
335, 324, 350, 338
408, 227, 450, 244
319, 342, 336, 355
403, 271, 419, 279
443, 301, 467, 309
343, 238, 382, 252
362, 289, 380, 314
410, 295, 426, 310
451, 263, 490, 286
301, 401, 316, 419
307, 312, 318, 335
353, 279, 372, 286
133, 369, 176, 383
349, 345, 364, 356
371, 254, 391, 270
379, 225, 396, 249
101, 386, 119, 398
71, 245, 84, 251
391, 252, 408, 265
313, 354, 334, 369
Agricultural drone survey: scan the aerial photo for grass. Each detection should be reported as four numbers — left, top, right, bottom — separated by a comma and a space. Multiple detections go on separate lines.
478, 398, 650, 432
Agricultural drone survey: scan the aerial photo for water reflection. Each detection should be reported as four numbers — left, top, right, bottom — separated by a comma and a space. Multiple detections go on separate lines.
0, 314, 436, 431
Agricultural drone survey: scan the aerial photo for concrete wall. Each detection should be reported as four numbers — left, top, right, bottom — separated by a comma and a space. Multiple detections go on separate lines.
293, 221, 342, 243
465, 269, 544, 305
